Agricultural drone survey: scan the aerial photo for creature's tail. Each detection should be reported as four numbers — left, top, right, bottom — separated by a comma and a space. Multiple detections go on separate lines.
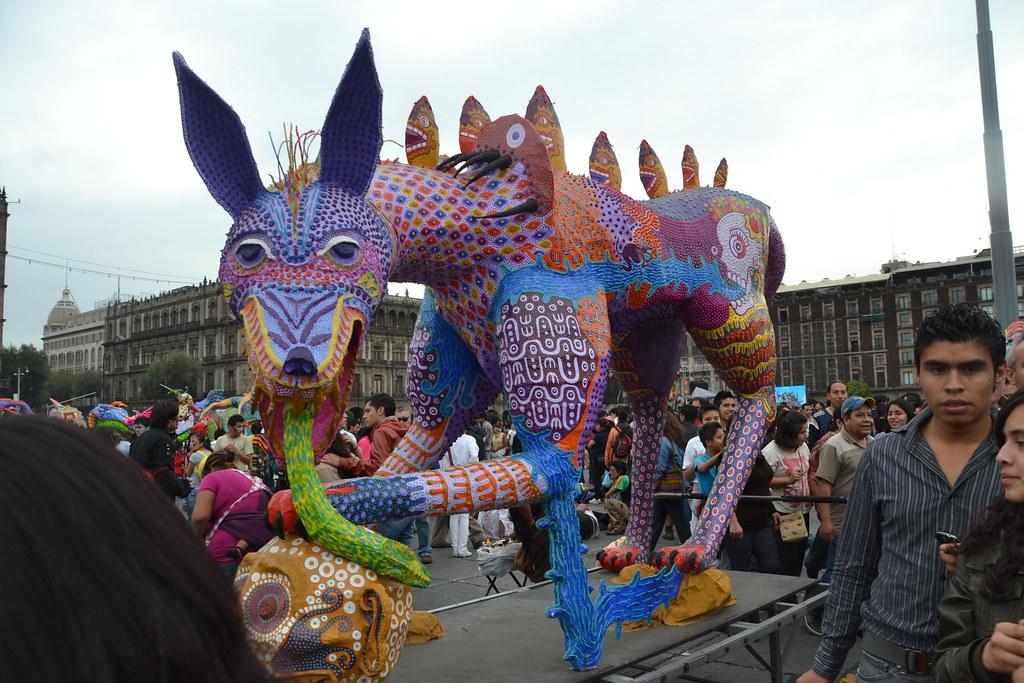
765, 216, 786, 301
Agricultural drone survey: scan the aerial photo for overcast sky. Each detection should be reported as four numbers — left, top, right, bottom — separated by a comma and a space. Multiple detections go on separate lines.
2, 1, 1022, 349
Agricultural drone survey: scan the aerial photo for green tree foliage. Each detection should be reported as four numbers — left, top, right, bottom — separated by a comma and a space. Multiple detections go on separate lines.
45, 370, 103, 404
0, 344, 51, 409
139, 353, 201, 401
846, 379, 873, 399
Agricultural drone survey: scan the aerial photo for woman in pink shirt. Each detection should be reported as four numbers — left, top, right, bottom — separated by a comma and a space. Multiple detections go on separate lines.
191, 451, 272, 578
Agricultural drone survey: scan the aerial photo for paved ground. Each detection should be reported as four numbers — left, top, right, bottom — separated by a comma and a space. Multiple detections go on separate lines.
405, 510, 864, 682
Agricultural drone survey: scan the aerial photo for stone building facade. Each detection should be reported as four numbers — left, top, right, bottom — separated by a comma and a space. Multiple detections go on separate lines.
675, 248, 1024, 402
102, 281, 422, 408
41, 287, 106, 373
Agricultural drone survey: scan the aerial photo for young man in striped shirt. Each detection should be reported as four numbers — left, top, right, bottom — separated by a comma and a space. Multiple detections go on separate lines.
797, 304, 1005, 683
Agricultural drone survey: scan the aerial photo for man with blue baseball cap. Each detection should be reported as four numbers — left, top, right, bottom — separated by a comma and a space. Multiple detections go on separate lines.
804, 395, 875, 636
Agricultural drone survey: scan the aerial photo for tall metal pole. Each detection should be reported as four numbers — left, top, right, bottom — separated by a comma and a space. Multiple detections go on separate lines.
976, 0, 1016, 326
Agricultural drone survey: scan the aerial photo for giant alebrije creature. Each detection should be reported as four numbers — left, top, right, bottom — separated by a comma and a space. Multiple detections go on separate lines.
174, 29, 785, 671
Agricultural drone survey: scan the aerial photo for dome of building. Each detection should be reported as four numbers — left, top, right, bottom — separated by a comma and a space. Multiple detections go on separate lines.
45, 287, 80, 330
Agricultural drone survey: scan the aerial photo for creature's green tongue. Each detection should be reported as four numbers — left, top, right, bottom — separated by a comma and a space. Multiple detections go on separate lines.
284, 403, 430, 587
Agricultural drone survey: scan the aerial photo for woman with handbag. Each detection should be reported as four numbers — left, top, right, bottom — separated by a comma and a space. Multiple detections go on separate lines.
762, 409, 813, 576
191, 450, 274, 579
649, 412, 692, 551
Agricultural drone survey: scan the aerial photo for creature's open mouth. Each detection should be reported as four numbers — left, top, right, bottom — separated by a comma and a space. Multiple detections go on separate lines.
639, 168, 658, 190
243, 296, 365, 457
405, 124, 427, 152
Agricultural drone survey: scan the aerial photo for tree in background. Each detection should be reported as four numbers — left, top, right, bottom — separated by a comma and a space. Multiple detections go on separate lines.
45, 370, 103, 405
139, 353, 201, 401
846, 379, 873, 399
0, 345, 51, 409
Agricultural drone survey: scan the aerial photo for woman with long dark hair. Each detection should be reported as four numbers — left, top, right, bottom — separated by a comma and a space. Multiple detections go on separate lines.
935, 390, 1024, 682
0, 417, 270, 682
649, 411, 692, 551
762, 409, 812, 576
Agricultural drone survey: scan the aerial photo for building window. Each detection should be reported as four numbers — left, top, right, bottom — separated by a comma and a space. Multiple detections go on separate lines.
846, 300, 859, 317
226, 369, 235, 394
902, 370, 915, 386
847, 319, 860, 351
801, 323, 813, 351
874, 353, 886, 367
826, 358, 838, 382
372, 344, 384, 361
779, 361, 792, 385
921, 290, 937, 306
394, 374, 405, 396
983, 304, 994, 316
206, 336, 216, 358
373, 374, 383, 393
980, 286, 993, 302
898, 311, 912, 328
873, 330, 884, 350
870, 297, 883, 314
226, 335, 236, 356
802, 359, 814, 385
777, 307, 789, 324
900, 332, 914, 347
876, 369, 887, 387
922, 308, 937, 319
206, 372, 215, 393
800, 304, 811, 322
950, 287, 966, 304
896, 294, 910, 309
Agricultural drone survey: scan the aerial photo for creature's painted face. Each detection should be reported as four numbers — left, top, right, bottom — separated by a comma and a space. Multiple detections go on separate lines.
236, 536, 412, 681
524, 85, 567, 174
175, 31, 388, 456
588, 131, 622, 191
404, 96, 439, 168
639, 139, 669, 199
219, 182, 391, 455
458, 95, 491, 155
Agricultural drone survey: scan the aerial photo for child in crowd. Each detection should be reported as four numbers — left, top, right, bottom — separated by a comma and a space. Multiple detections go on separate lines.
604, 459, 631, 535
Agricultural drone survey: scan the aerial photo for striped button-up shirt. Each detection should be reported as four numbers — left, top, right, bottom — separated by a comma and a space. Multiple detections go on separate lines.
812, 408, 1002, 680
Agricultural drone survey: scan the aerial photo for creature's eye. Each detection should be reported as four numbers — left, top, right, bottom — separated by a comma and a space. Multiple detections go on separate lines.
538, 115, 549, 125
506, 123, 526, 149
418, 115, 431, 128
729, 230, 748, 260
321, 236, 362, 267
234, 239, 273, 269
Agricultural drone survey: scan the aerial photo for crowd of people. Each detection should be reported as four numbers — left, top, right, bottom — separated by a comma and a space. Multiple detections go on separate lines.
5, 303, 1024, 682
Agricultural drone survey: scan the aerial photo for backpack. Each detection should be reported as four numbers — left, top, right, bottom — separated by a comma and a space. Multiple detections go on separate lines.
613, 426, 633, 461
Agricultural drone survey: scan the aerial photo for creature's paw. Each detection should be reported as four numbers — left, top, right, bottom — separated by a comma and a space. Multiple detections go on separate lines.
596, 543, 647, 572
649, 543, 707, 573
267, 490, 306, 539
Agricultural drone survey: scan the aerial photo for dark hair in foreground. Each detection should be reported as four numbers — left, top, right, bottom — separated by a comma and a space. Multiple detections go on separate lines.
699, 421, 723, 446
959, 390, 1024, 600
0, 417, 269, 682
913, 303, 1004, 371
149, 398, 180, 431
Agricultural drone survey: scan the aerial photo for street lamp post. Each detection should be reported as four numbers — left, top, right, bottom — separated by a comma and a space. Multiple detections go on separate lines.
13, 367, 29, 401
975, 0, 1016, 326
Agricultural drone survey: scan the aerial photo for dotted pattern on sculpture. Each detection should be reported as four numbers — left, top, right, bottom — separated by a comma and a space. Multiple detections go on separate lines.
500, 294, 596, 442
236, 536, 412, 682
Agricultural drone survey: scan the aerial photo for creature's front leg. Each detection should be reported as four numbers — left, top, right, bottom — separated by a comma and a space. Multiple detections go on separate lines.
376, 290, 498, 477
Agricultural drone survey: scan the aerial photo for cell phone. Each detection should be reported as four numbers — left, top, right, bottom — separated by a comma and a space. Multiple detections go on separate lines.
935, 531, 960, 545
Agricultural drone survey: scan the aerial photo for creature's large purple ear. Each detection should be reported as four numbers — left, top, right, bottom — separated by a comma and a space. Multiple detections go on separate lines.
172, 52, 263, 219
319, 29, 382, 196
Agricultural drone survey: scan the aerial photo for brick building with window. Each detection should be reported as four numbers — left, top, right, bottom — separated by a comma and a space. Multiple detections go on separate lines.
675, 248, 1024, 402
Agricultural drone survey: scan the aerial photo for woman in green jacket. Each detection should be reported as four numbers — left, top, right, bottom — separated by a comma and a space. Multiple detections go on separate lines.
936, 390, 1024, 683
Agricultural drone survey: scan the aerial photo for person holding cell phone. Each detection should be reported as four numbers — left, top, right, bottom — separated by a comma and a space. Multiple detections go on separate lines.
935, 389, 1024, 682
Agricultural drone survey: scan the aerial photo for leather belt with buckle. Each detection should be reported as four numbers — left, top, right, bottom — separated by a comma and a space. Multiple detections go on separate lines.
862, 632, 934, 675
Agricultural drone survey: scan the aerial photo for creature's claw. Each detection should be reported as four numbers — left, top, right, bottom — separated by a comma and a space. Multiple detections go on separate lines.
649, 543, 707, 573
595, 543, 647, 572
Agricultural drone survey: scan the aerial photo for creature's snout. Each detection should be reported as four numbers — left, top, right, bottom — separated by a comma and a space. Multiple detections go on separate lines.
283, 345, 317, 377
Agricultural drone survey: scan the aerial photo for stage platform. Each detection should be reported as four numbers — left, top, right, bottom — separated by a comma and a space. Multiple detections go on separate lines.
393, 568, 823, 683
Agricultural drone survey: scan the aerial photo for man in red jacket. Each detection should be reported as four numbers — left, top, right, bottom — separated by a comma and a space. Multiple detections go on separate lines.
335, 393, 407, 478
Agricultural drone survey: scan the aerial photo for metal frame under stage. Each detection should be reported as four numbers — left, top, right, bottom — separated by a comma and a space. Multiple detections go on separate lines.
391, 568, 824, 683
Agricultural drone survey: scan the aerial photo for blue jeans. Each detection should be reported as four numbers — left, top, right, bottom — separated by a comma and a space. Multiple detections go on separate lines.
379, 516, 432, 557
810, 536, 839, 620
856, 650, 934, 682
723, 524, 780, 573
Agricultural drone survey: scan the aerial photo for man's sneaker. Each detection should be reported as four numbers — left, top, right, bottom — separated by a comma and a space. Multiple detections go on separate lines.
804, 612, 823, 636
419, 554, 433, 565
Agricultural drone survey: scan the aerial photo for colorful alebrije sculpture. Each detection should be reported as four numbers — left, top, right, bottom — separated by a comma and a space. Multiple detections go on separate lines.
174, 29, 785, 671
0, 398, 33, 415
404, 96, 439, 170
458, 96, 491, 155
589, 131, 622, 191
